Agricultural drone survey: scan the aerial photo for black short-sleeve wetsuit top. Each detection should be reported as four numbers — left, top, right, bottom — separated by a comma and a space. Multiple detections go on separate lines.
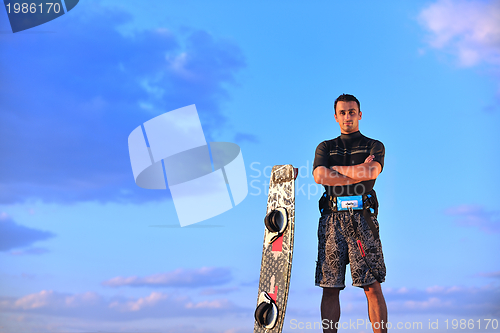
313, 131, 385, 196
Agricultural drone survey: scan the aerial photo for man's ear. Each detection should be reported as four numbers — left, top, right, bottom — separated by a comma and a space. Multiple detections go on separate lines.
334, 112, 338, 123
358, 111, 362, 120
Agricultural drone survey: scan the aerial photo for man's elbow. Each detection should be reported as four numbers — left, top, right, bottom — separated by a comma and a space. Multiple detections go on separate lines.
313, 168, 324, 184
367, 163, 381, 180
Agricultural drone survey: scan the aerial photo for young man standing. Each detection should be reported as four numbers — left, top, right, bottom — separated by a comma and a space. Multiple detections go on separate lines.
313, 94, 388, 333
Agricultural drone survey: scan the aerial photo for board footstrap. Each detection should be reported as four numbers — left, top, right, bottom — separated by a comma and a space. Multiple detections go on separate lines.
254, 292, 278, 329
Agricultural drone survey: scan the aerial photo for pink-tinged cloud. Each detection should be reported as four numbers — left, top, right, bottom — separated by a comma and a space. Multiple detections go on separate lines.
9, 247, 50, 256
479, 270, 500, 278
288, 284, 499, 318
384, 285, 500, 316
418, 0, 500, 67
0, 289, 246, 321
102, 267, 232, 288
445, 204, 500, 233
7, 290, 101, 311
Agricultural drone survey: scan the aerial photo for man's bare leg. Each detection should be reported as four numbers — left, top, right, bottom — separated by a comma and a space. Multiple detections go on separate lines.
363, 282, 388, 333
321, 287, 341, 333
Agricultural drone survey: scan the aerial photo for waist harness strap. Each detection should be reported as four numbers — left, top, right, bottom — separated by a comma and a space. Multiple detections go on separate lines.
362, 193, 379, 240
319, 192, 379, 240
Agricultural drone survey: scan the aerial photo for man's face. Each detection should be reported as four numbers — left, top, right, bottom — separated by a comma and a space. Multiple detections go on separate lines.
334, 100, 362, 134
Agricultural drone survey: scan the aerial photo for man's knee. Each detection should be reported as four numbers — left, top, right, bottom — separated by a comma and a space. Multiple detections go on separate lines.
363, 282, 384, 298
323, 287, 341, 299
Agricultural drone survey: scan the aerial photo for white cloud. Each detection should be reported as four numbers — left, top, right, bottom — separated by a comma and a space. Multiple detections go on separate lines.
418, 0, 500, 67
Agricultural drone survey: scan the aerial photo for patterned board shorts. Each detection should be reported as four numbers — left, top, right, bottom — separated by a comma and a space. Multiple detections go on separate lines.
315, 211, 386, 289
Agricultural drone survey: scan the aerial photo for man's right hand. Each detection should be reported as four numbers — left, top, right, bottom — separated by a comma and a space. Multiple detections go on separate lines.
364, 155, 375, 163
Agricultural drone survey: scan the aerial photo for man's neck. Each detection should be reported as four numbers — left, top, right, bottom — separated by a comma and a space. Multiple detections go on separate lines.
340, 130, 361, 139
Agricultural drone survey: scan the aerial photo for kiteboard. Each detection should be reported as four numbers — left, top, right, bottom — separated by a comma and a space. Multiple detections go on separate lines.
254, 164, 297, 333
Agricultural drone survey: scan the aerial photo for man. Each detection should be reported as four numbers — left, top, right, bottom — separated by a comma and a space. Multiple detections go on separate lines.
313, 94, 388, 333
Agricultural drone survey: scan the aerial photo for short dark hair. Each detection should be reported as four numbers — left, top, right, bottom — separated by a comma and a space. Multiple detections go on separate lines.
334, 94, 360, 114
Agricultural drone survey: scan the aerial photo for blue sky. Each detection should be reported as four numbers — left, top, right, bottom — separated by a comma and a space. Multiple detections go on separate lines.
1, 0, 499, 332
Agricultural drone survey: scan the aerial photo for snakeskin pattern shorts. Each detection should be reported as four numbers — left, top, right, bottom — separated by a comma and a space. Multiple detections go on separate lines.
315, 212, 386, 289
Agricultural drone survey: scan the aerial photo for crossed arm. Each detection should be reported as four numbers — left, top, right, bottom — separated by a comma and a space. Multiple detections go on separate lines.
313, 155, 382, 186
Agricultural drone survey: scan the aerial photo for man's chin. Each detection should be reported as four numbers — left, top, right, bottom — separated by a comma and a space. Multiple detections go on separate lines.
341, 127, 358, 134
